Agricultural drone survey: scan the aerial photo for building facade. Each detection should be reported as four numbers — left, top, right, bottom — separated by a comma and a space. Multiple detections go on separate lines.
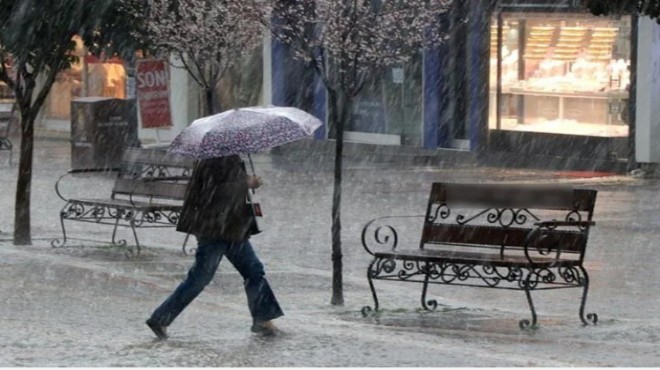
5, 0, 659, 168
272, 0, 660, 168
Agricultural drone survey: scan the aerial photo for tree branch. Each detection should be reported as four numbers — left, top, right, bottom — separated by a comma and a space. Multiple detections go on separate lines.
177, 51, 205, 89
31, 64, 61, 118
273, 2, 316, 63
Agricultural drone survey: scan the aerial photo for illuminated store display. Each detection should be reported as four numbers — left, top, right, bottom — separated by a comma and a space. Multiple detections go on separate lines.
489, 14, 632, 138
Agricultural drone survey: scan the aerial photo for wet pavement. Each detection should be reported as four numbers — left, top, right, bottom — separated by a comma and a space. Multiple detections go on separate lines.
1, 139, 659, 366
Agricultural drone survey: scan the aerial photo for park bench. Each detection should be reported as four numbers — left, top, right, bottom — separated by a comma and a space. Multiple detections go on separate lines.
0, 102, 15, 165
51, 147, 195, 257
360, 182, 598, 329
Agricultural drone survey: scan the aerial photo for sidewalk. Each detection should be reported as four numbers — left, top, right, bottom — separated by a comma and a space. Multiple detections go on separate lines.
1, 138, 659, 366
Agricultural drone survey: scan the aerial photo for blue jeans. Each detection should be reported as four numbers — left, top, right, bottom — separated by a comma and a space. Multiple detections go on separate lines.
149, 237, 284, 326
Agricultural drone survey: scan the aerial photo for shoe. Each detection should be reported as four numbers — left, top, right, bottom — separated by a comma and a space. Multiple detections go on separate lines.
251, 320, 279, 336
146, 318, 168, 340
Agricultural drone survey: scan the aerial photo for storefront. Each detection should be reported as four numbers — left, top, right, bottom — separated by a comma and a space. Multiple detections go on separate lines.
488, 0, 634, 161
6, 4, 655, 168
41, 37, 127, 130
270, 0, 491, 151
269, 0, 660, 169
37, 38, 194, 142
24, 35, 265, 144
0, 37, 128, 133
343, 55, 424, 146
270, 16, 427, 147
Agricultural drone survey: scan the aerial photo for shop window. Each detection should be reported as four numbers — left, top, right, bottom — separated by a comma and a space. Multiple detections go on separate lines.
216, 44, 264, 110
85, 56, 126, 100
331, 51, 423, 146
44, 37, 127, 121
489, 13, 632, 137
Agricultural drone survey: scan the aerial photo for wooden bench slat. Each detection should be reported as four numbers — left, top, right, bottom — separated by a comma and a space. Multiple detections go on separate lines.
421, 223, 588, 253
112, 178, 188, 200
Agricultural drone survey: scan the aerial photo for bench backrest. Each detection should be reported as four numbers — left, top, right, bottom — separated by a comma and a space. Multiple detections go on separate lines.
421, 182, 597, 260
110, 147, 194, 202
119, 147, 195, 179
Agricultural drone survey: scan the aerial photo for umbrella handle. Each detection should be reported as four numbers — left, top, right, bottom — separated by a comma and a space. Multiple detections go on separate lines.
247, 154, 256, 195
247, 153, 257, 175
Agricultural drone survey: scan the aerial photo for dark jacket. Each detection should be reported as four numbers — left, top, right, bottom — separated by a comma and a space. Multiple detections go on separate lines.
176, 155, 254, 242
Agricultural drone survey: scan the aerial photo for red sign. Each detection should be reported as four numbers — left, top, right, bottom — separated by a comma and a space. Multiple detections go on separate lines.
136, 59, 172, 129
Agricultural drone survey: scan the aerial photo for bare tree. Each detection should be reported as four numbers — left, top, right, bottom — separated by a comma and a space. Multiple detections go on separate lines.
245, 0, 452, 305
143, 0, 265, 115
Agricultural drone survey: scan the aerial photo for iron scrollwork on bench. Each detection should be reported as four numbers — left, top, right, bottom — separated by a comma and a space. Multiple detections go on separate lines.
361, 215, 425, 256
361, 183, 599, 329
361, 215, 424, 315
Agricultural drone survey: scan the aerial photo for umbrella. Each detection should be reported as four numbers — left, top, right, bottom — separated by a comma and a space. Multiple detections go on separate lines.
168, 106, 322, 232
168, 105, 323, 160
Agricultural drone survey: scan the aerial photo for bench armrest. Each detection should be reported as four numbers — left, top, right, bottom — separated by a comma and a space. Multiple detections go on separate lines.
55, 168, 121, 202
361, 215, 425, 256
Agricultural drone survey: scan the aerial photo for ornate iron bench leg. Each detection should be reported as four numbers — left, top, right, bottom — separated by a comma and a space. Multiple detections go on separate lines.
51, 205, 69, 248
578, 266, 598, 325
520, 271, 538, 329
362, 258, 380, 316
126, 213, 141, 258
421, 262, 438, 311
110, 210, 127, 246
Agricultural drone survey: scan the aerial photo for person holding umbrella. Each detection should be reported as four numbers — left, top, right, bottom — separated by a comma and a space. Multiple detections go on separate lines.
146, 106, 322, 339
146, 154, 282, 339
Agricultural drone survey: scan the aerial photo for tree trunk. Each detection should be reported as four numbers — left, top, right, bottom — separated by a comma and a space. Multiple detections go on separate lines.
204, 87, 221, 115
328, 88, 349, 306
13, 109, 34, 245
124, 58, 139, 147
204, 88, 213, 116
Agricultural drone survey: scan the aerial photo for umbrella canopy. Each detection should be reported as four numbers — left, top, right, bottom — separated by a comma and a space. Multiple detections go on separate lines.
168, 106, 323, 159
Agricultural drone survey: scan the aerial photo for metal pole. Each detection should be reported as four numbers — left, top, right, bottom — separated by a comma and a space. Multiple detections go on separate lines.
247, 153, 256, 175
247, 153, 256, 195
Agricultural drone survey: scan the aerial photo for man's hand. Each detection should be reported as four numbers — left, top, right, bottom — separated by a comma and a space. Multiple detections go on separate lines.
247, 176, 263, 189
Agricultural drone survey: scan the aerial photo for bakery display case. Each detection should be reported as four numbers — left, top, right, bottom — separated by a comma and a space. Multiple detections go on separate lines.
489, 13, 632, 138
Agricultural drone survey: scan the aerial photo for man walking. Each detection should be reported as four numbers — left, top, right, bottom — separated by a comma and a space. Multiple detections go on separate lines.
146, 155, 283, 339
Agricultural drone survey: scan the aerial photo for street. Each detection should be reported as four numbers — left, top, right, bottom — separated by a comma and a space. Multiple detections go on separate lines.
1, 140, 659, 366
